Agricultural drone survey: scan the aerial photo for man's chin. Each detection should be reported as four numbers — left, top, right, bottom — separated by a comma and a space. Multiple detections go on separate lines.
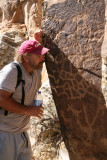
37, 65, 43, 70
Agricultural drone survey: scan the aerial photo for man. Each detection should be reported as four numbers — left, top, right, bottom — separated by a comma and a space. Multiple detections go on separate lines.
0, 39, 49, 160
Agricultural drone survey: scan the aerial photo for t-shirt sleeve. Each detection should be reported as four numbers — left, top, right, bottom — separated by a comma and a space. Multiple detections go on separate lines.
0, 64, 17, 93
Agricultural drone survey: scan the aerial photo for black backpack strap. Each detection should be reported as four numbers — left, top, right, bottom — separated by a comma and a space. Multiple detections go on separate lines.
4, 62, 25, 116
11, 62, 25, 105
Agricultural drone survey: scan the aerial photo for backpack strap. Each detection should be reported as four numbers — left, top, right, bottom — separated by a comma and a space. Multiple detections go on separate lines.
4, 62, 25, 116
10, 62, 25, 104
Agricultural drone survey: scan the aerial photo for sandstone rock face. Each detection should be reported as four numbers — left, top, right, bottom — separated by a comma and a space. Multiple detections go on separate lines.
42, 0, 107, 159
0, 0, 44, 38
0, 0, 43, 68
0, 24, 27, 69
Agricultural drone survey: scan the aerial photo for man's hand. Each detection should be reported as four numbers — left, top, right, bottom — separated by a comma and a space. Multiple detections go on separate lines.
34, 30, 44, 43
0, 89, 44, 118
29, 106, 44, 118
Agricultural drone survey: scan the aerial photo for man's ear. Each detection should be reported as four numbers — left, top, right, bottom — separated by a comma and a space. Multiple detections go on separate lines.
23, 54, 29, 62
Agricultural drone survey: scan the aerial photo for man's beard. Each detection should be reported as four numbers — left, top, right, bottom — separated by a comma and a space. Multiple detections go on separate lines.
29, 61, 44, 70
36, 62, 44, 69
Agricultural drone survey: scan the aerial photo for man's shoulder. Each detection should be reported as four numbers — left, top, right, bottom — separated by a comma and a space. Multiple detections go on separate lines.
0, 61, 18, 93
1, 61, 17, 70
0, 61, 18, 76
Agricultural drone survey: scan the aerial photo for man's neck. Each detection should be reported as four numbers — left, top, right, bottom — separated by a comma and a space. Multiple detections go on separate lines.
22, 62, 33, 74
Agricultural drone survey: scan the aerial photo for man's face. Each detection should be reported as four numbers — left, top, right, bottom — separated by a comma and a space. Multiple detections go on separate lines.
27, 53, 45, 70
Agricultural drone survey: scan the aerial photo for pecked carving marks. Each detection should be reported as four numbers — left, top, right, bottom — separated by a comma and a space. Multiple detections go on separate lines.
43, 0, 106, 159
45, 44, 107, 158
43, 0, 105, 89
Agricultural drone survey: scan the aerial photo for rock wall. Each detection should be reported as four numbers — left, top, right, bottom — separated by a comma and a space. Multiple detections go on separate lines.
42, 0, 107, 160
0, 0, 43, 69
101, 0, 107, 106
0, 0, 107, 160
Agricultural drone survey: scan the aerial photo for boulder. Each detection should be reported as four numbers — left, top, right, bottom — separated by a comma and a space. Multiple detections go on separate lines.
42, 0, 107, 159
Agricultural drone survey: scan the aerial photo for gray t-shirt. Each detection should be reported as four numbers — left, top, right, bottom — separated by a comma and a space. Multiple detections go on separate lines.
0, 61, 41, 133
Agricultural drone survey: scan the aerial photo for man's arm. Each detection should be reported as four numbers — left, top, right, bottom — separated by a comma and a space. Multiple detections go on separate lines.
0, 89, 44, 118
